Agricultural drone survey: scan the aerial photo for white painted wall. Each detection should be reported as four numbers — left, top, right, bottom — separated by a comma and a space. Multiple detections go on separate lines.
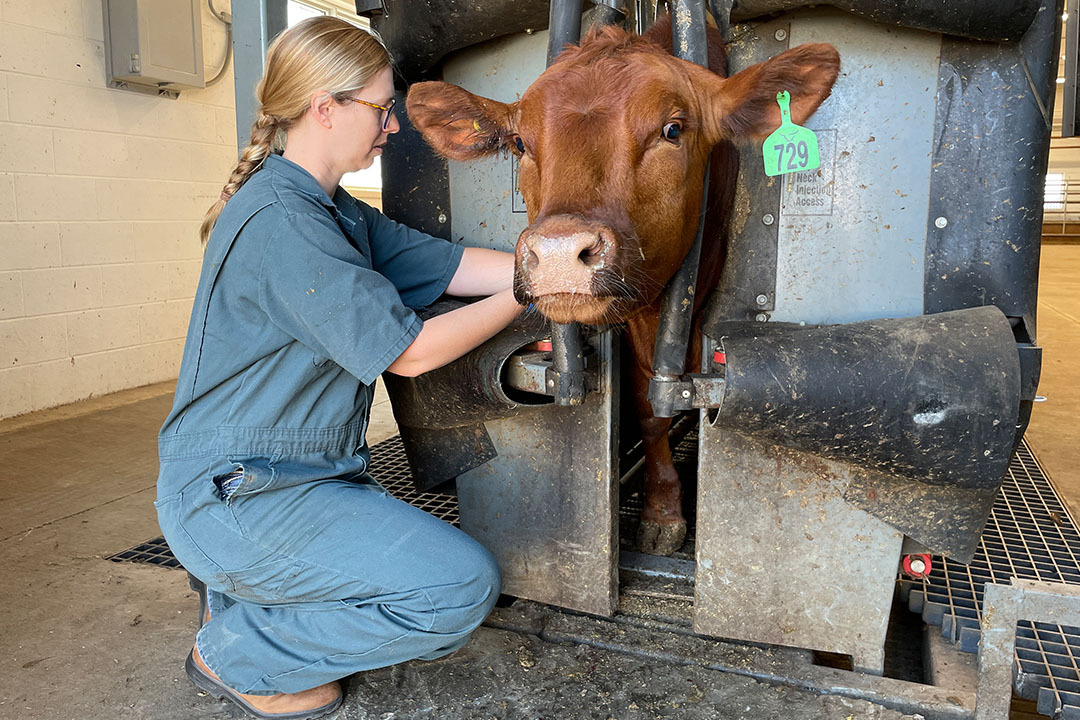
0, 0, 236, 419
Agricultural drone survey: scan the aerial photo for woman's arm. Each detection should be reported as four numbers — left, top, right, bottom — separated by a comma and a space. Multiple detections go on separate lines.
445, 247, 516, 296
386, 288, 523, 377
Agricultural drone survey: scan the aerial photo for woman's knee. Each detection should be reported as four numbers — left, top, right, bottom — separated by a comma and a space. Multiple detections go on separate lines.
391, 540, 501, 635
432, 541, 501, 631
468, 544, 502, 610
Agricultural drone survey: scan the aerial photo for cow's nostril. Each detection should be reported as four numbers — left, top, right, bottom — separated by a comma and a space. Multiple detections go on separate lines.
579, 240, 604, 266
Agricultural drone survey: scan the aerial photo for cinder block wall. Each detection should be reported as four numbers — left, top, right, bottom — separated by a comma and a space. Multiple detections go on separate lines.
0, 0, 236, 419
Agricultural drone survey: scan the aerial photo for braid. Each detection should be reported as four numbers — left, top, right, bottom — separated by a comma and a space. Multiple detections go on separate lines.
198, 111, 281, 245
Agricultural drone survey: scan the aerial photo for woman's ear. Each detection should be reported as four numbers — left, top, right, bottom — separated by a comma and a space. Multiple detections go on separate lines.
309, 91, 337, 129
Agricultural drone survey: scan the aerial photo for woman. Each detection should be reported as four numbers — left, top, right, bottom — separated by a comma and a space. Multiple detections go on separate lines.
156, 17, 521, 719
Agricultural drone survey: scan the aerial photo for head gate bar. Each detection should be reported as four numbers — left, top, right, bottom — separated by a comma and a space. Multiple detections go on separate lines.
648, 0, 713, 418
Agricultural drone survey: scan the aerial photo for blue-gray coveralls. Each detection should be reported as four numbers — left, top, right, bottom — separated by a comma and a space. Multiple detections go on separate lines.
156, 154, 500, 695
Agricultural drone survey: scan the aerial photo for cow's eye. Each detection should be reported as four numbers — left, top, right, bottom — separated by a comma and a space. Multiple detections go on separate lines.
513, 136, 526, 154
662, 122, 682, 142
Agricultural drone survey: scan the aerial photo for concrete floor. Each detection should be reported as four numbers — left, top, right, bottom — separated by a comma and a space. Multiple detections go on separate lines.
1, 244, 1077, 719
1023, 243, 1080, 521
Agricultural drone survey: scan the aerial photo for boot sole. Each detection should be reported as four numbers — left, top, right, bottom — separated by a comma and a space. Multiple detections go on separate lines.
184, 651, 343, 720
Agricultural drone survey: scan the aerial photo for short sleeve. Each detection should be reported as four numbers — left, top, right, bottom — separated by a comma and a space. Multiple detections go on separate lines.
258, 211, 422, 385
356, 202, 464, 309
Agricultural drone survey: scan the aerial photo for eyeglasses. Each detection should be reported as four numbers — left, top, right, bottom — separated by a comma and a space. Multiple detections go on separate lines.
350, 97, 396, 131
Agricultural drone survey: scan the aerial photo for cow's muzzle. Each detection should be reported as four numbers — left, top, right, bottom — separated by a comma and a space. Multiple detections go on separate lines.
514, 215, 620, 304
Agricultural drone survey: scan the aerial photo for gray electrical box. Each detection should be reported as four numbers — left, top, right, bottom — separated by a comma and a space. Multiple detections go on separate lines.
103, 0, 205, 94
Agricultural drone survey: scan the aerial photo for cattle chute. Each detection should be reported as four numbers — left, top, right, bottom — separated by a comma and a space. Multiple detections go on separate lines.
367, 0, 1053, 680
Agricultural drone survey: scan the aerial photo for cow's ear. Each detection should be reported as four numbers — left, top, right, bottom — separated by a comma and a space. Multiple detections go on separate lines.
406, 82, 515, 161
707, 43, 839, 143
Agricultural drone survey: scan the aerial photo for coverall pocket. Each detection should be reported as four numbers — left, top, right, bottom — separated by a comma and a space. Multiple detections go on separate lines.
221, 454, 281, 500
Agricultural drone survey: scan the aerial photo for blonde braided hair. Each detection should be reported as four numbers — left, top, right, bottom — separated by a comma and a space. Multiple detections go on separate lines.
200, 16, 392, 245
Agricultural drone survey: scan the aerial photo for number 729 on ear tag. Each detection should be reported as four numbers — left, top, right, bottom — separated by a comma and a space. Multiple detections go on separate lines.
762, 91, 820, 177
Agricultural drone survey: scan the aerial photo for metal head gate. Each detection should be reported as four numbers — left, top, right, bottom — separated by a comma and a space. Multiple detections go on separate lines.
365, 0, 1054, 675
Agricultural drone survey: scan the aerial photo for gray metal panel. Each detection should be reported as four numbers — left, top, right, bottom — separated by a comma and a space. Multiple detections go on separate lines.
694, 11, 932, 671
443, 31, 548, 252
456, 332, 620, 617
143, 0, 203, 82
772, 12, 940, 324
693, 422, 903, 673
103, 0, 206, 89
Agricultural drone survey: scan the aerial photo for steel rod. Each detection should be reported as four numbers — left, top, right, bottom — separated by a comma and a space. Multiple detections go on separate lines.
648, 0, 710, 417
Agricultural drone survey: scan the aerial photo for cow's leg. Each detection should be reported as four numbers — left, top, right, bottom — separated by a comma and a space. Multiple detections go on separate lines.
635, 402, 687, 555
626, 313, 686, 556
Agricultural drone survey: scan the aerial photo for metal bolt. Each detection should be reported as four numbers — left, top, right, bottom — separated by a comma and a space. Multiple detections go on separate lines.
762, 213, 775, 226
681, 389, 692, 399
909, 558, 926, 574
755, 313, 768, 322
755, 294, 768, 306
1035, 395, 1047, 403
774, 28, 788, 42
547, 379, 554, 387
437, 212, 448, 224
934, 216, 948, 229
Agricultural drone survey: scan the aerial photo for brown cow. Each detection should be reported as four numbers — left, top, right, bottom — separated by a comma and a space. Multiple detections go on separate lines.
408, 17, 839, 555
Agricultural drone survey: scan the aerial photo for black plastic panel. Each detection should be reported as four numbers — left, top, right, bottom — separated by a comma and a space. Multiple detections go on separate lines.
729, 0, 1040, 41
380, 88, 453, 240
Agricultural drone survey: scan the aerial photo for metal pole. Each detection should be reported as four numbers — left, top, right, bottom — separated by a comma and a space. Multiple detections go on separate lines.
546, 0, 588, 405
230, 0, 288, 155
648, 0, 710, 417
1063, 0, 1078, 137
590, 0, 628, 29
547, 0, 584, 64
544, 0, 628, 406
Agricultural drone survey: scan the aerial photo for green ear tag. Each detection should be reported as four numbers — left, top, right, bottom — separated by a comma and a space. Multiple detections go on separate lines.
762, 91, 820, 177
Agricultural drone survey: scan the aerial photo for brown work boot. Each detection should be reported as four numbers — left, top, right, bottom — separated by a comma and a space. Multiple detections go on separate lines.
185, 645, 343, 719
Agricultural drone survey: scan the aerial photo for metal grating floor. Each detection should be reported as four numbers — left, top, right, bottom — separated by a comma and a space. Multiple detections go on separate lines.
366, 435, 460, 525
107, 536, 183, 568
904, 439, 1080, 719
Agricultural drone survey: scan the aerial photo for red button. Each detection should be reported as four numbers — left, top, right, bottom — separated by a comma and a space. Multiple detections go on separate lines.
713, 350, 726, 365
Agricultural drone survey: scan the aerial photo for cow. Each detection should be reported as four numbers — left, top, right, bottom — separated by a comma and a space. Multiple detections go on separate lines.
407, 16, 840, 555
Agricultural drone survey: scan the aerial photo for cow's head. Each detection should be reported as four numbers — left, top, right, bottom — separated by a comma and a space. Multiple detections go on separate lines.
408, 20, 839, 324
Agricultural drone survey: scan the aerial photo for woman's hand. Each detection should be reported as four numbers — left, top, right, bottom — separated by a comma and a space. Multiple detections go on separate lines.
444, 247, 515, 296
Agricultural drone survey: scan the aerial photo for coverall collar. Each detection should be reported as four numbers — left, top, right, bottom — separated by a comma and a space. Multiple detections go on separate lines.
263, 153, 356, 216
